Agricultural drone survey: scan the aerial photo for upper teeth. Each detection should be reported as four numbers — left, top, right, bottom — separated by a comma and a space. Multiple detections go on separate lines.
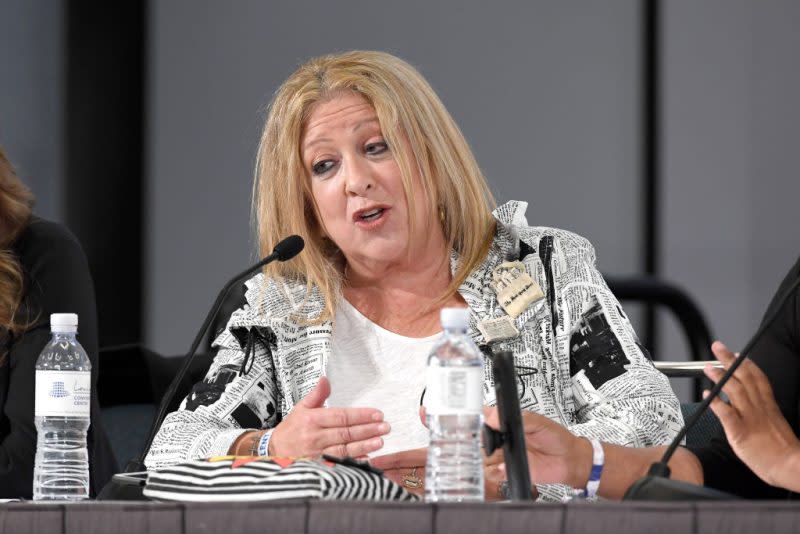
361, 208, 382, 218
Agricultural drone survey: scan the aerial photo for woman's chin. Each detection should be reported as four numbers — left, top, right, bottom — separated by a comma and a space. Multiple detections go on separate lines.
344, 246, 411, 272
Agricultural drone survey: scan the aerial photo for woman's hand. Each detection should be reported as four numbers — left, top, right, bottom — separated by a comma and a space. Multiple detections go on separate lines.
705, 341, 800, 491
484, 407, 592, 490
370, 448, 427, 496
371, 406, 542, 499
268, 377, 390, 458
370, 447, 515, 500
482, 441, 538, 500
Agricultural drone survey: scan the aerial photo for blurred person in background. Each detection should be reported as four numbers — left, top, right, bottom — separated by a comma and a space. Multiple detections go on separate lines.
0, 146, 116, 498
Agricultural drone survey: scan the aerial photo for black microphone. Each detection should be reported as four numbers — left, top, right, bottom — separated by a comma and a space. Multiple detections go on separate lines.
482, 350, 533, 501
126, 235, 304, 473
624, 265, 800, 500
271, 234, 304, 262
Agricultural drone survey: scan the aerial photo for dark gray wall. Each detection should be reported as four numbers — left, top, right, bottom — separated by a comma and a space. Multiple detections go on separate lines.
146, 0, 643, 355
0, 0, 64, 222
660, 0, 800, 399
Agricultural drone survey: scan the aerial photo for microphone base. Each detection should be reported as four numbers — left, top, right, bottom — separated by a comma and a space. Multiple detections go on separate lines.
623, 475, 738, 501
96, 471, 148, 501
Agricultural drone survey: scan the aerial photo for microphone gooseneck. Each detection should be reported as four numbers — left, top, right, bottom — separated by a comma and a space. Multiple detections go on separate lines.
125, 235, 304, 473
625, 261, 800, 500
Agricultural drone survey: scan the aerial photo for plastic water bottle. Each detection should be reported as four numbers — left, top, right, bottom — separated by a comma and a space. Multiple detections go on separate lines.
33, 313, 91, 500
424, 308, 485, 502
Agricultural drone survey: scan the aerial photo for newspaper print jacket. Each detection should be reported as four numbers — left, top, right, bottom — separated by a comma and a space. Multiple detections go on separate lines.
146, 201, 683, 500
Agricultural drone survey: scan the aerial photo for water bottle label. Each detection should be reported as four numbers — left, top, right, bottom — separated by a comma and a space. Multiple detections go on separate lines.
35, 371, 91, 417
425, 367, 483, 415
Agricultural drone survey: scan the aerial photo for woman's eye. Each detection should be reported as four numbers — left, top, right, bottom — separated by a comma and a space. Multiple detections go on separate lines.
312, 160, 335, 175
365, 141, 388, 155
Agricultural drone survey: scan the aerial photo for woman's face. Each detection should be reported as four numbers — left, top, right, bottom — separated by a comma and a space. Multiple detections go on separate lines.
302, 92, 433, 271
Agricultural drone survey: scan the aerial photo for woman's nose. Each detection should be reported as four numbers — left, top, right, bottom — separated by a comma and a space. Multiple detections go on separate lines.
343, 157, 374, 195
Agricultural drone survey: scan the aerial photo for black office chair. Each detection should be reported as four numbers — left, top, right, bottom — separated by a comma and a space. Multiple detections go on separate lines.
605, 275, 723, 446
98, 344, 215, 468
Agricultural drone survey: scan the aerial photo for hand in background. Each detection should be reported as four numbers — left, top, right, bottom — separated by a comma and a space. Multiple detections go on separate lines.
705, 341, 800, 491
269, 376, 390, 458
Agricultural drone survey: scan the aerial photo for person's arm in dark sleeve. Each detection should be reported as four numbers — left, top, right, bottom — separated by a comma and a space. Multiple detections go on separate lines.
0, 327, 50, 498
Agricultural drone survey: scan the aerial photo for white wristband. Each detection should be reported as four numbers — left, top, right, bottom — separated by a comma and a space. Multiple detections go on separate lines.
582, 438, 604, 499
257, 430, 273, 456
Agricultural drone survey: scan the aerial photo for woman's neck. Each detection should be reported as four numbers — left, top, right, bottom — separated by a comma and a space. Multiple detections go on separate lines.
342, 244, 464, 338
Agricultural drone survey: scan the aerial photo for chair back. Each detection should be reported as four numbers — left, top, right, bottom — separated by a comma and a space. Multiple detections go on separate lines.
605, 275, 714, 400
98, 344, 214, 468
681, 402, 723, 448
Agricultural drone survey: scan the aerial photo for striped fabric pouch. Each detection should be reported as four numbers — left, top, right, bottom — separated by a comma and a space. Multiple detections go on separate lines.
143, 456, 419, 502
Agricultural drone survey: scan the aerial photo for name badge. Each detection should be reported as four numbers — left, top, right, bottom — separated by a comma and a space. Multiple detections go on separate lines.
491, 261, 544, 319
477, 316, 520, 343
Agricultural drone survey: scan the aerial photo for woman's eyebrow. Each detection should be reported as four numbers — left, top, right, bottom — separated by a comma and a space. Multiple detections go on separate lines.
303, 137, 332, 152
303, 117, 380, 152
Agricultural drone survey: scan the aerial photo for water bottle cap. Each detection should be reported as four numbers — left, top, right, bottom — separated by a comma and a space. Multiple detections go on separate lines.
440, 307, 470, 329
50, 313, 78, 331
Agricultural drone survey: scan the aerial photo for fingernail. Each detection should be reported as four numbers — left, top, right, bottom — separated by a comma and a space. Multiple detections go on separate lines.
370, 437, 383, 448
498, 463, 506, 472
378, 422, 391, 433
372, 411, 384, 421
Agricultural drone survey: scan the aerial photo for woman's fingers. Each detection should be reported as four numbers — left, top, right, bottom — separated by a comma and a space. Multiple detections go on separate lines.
317, 421, 391, 450
710, 341, 736, 366
705, 389, 742, 431
704, 361, 754, 412
322, 436, 385, 458
484, 462, 506, 501
311, 406, 384, 428
708, 340, 782, 415
483, 446, 504, 466
711, 341, 765, 389
739, 354, 779, 407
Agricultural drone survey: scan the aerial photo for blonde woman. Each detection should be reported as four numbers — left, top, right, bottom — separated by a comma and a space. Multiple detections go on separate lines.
0, 147, 116, 497
146, 51, 682, 501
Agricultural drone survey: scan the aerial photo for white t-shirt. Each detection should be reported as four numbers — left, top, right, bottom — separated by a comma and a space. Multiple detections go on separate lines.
327, 299, 439, 457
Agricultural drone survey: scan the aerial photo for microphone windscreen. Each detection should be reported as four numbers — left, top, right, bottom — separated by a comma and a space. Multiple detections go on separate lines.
273, 235, 305, 261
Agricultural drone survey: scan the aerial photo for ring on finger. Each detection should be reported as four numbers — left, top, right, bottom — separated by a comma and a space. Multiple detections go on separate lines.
401, 467, 423, 489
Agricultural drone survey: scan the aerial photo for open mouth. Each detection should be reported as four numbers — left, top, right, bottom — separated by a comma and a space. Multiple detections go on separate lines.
357, 208, 385, 222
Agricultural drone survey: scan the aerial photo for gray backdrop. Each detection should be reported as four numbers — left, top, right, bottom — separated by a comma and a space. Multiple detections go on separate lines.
0, 0, 63, 221
660, 0, 800, 396
2, 0, 799, 403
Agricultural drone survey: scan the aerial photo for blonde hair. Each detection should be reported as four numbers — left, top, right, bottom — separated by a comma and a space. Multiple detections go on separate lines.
254, 50, 496, 321
0, 146, 34, 364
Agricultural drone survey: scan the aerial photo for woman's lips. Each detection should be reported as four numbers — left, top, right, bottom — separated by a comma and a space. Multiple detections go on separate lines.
353, 207, 389, 229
